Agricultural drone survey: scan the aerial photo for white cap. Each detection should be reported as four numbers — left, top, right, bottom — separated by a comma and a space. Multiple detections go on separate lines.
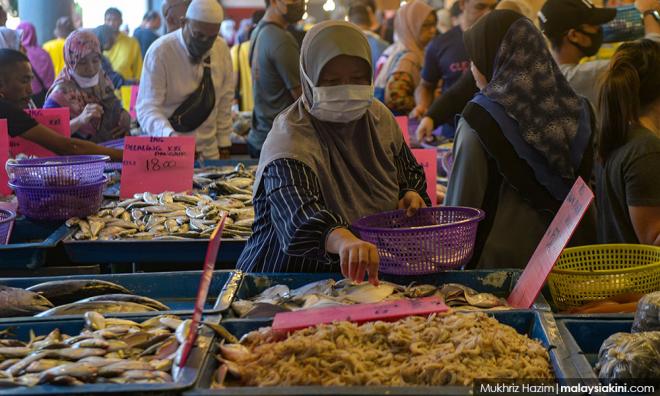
185, 0, 224, 24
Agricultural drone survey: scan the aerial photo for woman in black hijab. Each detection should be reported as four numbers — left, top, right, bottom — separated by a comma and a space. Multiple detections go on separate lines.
444, 10, 596, 269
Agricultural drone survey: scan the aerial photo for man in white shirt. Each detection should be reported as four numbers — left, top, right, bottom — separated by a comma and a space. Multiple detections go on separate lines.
137, 0, 233, 159
539, 0, 660, 108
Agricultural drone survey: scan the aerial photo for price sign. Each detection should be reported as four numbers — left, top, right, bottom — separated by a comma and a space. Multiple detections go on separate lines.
120, 85, 139, 120
10, 108, 70, 158
412, 148, 437, 205
177, 213, 228, 373
508, 177, 594, 308
395, 116, 411, 146
119, 136, 195, 198
0, 120, 10, 196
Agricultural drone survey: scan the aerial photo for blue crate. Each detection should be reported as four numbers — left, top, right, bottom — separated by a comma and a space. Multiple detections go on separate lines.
0, 217, 67, 270
0, 314, 214, 395
0, 270, 241, 323
226, 270, 550, 318
186, 311, 576, 395
557, 319, 634, 380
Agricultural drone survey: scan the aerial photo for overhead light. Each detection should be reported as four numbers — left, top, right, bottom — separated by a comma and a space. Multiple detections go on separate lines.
302, 12, 308, 19
323, 0, 335, 12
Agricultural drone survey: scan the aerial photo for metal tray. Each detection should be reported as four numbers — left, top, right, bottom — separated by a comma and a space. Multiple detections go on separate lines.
0, 314, 214, 395
223, 270, 551, 318
556, 319, 634, 380
0, 217, 68, 270
0, 270, 241, 323
187, 311, 576, 395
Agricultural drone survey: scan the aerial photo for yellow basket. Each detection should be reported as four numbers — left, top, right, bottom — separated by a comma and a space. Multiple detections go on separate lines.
548, 244, 660, 310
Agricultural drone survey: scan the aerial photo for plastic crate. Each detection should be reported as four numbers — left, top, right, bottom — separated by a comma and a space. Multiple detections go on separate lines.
0, 217, 68, 269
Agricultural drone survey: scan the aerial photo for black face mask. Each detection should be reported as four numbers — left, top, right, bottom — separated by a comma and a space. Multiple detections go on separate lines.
571, 27, 603, 57
282, 2, 305, 24
185, 28, 215, 62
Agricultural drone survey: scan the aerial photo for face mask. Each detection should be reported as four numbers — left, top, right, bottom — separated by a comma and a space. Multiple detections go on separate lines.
185, 27, 215, 62
571, 27, 603, 57
71, 70, 100, 88
282, 1, 305, 24
302, 69, 373, 123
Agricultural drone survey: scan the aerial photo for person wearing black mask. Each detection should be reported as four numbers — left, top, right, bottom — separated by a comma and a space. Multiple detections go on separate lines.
247, 0, 305, 159
137, 0, 235, 160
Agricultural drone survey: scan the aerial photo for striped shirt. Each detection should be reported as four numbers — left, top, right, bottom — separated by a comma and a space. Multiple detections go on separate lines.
237, 144, 429, 273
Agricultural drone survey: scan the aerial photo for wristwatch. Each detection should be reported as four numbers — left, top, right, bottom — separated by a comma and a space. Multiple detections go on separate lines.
642, 9, 660, 21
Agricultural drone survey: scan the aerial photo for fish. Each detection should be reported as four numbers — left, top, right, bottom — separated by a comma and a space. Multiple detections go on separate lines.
74, 294, 170, 311
38, 362, 98, 384
98, 360, 153, 377
26, 280, 133, 306
84, 311, 106, 330
35, 301, 156, 317
0, 347, 31, 359
0, 286, 54, 317
25, 359, 67, 373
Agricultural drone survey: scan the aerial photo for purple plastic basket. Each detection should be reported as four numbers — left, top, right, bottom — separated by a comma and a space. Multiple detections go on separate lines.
9, 177, 107, 221
6, 155, 109, 187
0, 209, 16, 244
353, 206, 485, 275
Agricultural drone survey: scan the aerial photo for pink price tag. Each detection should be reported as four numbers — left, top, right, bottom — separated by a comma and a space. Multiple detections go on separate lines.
129, 85, 139, 120
508, 177, 594, 308
178, 212, 228, 370
412, 149, 437, 206
119, 136, 195, 198
272, 296, 448, 334
0, 120, 10, 196
395, 116, 410, 146
10, 108, 71, 158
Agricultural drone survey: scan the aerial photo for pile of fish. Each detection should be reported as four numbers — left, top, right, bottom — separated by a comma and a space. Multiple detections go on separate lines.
231, 279, 509, 318
0, 280, 171, 318
0, 312, 214, 387
69, 163, 257, 241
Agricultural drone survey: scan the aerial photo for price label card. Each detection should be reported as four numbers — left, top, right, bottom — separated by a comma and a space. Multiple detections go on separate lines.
177, 213, 228, 372
508, 177, 594, 308
395, 116, 410, 146
412, 148, 437, 206
120, 85, 139, 120
10, 108, 70, 158
119, 136, 195, 198
0, 120, 10, 196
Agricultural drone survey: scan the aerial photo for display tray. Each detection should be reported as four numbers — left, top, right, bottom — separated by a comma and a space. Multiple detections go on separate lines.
556, 319, 634, 380
0, 217, 68, 270
0, 270, 241, 323
223, 270, 550, 319
186, 311, 576, 395
0, 314, 215, 395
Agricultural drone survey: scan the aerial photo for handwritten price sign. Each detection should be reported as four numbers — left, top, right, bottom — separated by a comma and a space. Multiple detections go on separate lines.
508, 177, 594, 308
119, 136, 195, 198
0, 120, 10, 196
10, 108, 70, 158
412, 149, 437, 206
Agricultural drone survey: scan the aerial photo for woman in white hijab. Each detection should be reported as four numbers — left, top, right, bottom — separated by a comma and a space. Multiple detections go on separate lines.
237, 20, 430, 285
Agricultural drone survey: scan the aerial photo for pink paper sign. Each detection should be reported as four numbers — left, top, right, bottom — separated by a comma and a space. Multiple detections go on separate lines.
508, 177, 594, 308
412, 148, 437, 206
119, 136, 195, 198
0, 120, 10, 196
395, 116, 410, 146
10, 108, 71, 158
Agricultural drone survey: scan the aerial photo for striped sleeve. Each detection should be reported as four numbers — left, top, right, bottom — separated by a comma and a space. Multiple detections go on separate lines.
263, 158, 349, 259
396, 143, 432, 206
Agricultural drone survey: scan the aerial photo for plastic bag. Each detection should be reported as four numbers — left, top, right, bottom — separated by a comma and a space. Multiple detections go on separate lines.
632, 291, 660, 333
595, 331, 660, 379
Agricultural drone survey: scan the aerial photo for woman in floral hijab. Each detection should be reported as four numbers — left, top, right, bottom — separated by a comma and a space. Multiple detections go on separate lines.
45, 29, 129, 143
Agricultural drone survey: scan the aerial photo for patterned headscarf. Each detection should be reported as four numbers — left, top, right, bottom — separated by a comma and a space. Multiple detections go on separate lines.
47, 29, 128, 142
464, 11, 583, 180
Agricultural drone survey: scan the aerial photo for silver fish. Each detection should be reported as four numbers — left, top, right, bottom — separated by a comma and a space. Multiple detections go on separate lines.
35, 301, 156, 317
0, 286, 54, 317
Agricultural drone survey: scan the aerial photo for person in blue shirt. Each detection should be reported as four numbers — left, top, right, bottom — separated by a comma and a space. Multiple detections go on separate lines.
133, 11, 162, 58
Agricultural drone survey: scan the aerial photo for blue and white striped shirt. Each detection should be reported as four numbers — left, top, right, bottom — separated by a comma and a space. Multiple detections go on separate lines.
237, 144, 429, 273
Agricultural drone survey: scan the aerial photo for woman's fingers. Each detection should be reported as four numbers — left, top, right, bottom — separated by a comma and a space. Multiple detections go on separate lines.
406, 195, 422, 217
348, 247, 359, 282
367, 245, 380, 286
355, 247, 370, 283
340, 247, 349, 279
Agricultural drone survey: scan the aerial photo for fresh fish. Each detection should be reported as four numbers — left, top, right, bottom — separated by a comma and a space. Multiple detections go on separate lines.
175, 319, 192, 344
0, 347, 31, 359
289, 279, 336, 298
141, 315, 180, 329
72, 338, 110, 349
0, 286, 54, 317
55, 348, 107, 360
26, 279, 133, 306
98, 360, 153, 377
35, 301, 156, 317
242, 302, 291, 318
0, 358, 19, 370
38, 362, 98, 384
255, 284, 290, 304
336, 282, 395, 304
25, 359, 66, 373
77, 356, 121, 368
75, 294, 170, 311
104, 318, 142, 328
85, 311, 106, 330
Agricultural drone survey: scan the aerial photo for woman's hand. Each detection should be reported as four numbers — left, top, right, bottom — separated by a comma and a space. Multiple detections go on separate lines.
398, 191, 427, 217
416, 116, 435, 144
409, 105, 427, 120
79, 104, 104, 125
326, 228, 379, 286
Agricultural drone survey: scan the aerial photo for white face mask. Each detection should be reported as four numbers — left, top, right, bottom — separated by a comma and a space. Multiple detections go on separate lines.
71, 70, 100, 88
302, 68, 373, 123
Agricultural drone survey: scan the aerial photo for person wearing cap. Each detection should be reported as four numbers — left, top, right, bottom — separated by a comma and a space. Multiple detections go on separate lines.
162, 0, 191, 33
137, 0, 234, 160
104, 7, 143, 81
43, 17, 76, 77
539, 0, 660, 107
